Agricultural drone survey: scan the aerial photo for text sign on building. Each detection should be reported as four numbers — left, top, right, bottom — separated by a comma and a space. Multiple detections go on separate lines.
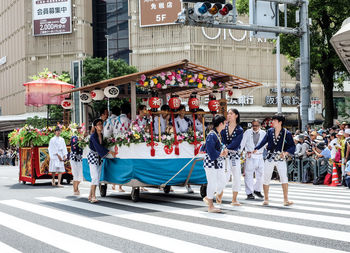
139, 0, 182, 27
32, 0, 72, 36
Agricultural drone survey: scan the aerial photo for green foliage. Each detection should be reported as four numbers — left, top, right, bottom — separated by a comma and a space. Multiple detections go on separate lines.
82, 57, 138, 85
82, 57, 138, 118
338, 98, 350, 120
24, 105, 64, 128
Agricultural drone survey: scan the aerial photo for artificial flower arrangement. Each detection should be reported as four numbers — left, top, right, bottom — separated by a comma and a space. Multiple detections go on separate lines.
8, 123, 85, 148
136, 69, 225, 90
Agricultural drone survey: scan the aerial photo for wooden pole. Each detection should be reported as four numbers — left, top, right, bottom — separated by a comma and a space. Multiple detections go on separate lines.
202, 116, 205, 140
130, 82, 137, 121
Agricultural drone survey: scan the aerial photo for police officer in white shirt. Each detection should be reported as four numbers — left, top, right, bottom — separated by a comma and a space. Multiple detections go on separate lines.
154, 105, 170, 135
174, 105, 191, 133
240, 119, 266, 199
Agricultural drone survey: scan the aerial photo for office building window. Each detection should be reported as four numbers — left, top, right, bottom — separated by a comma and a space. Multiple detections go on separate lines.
92, 0, 130, 63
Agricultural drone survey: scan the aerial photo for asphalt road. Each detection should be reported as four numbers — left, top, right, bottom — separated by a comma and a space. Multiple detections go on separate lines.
1, 165, 350, 253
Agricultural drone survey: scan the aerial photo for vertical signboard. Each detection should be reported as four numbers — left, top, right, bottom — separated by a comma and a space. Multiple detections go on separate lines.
139, 0, 182, 27
32, 0, 72, 36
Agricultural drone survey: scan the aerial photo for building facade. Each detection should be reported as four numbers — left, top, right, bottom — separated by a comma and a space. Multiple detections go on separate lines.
0, 0, 93, 117
128, 0, 324, 126
0, 0, 327, 130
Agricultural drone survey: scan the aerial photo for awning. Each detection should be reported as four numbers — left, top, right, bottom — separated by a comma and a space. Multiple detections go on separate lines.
0, 112, 47, 132
55, 59, 263, 97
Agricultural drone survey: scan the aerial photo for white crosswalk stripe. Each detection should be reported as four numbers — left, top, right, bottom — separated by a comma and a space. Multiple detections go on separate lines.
0, 199, 226, 253
0, 183, 350, 252
0, 242, 21, 253
36, 196, 348, 253
0, 211, 120, 253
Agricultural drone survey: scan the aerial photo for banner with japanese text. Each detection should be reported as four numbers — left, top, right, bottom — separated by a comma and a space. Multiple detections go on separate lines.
32, 0, 72, 36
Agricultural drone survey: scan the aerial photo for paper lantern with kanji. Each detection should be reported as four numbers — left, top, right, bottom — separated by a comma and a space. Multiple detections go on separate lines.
169, 96, 181, 111
61, 99, 73, 109
104, 85, 119, 98
149, 97, 161, 112
80, 91, 92, 103
188, 93, 200, 112
91, 89, 104, 100
208, 94, 219, 113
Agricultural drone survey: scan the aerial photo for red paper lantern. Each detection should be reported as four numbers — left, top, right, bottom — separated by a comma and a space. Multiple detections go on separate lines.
169, 96, 181, 111
208, 100, 220, 112
149, 97, 161, 112
228, 90, 233, 97
188, 93, 200, 112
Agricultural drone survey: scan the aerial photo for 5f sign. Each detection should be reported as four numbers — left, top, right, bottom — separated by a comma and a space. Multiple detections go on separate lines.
156, 14, 167, 22
139, 0, 182, 27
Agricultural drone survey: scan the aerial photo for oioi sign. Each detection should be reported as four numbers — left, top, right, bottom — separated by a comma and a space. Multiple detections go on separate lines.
32, 0, 72, 36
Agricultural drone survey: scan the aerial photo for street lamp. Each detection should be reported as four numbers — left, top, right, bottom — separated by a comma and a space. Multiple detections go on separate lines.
105, 34, 110, 114
105, 35, 110, 76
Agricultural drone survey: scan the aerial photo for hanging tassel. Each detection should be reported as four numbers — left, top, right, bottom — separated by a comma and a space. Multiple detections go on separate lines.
171, 112, 180, 155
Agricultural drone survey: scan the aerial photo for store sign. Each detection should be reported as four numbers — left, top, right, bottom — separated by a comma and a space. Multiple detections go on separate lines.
265, 96, 299, 105
201, 25, 270, 43
311, 97, 322, 114
204, 95, 254, 106
32, 0, 72, 36
139, 0, 182, 27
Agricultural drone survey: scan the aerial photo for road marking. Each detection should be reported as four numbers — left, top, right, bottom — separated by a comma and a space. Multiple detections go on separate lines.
262, 186, 350, 198
255, 192, 350, 207
0, 199, 226, 253
37, 196, 347, 253
0, 242, 21, 253
0, 211, 120, 253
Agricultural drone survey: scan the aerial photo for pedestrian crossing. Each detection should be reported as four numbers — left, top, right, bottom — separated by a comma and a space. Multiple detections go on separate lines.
0, 183, 350, 253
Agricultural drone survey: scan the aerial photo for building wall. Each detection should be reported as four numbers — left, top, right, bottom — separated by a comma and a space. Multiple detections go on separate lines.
129, 1, 324, 123
0, 0, 93, 116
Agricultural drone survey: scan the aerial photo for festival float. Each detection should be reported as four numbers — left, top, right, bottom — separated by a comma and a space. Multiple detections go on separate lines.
10, 70, 75, 184
56, 60, 262, 201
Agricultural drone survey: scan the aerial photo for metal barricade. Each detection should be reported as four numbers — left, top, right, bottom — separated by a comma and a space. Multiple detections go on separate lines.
301, 157, 317, 183
287, 157, 302, 182
316, 158, 331, 177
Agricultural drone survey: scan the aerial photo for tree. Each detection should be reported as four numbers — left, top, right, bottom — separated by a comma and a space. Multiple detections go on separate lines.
236, 0, 350, 128
82, 57, 138, 117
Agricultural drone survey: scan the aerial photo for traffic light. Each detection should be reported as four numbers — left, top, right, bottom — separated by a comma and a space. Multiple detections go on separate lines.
177, 1, 236, 23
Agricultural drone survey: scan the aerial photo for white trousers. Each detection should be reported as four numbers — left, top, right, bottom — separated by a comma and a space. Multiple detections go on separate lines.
89, 163, 102, 186
70, 160, 83, 182
264, 160, 288, 185
244, 156, 264, 195
204, 168, 227, 199
227, 158, 241, 192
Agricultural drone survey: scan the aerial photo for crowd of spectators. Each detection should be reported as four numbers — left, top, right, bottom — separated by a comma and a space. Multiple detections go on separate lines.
292, 121, 350, 188
0, 147, 17, 166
